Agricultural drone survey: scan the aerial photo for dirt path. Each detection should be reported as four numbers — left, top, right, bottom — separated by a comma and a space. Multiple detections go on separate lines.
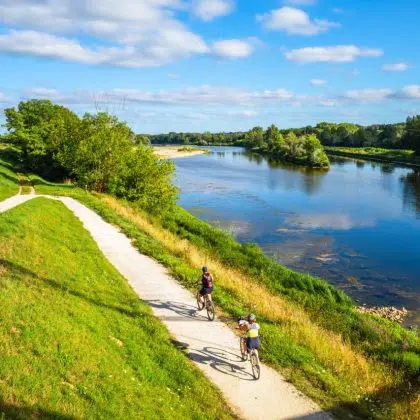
1, 194, 331, 420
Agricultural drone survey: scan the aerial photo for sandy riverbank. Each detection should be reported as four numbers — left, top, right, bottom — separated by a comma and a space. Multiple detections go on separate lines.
153, 146, 208, 159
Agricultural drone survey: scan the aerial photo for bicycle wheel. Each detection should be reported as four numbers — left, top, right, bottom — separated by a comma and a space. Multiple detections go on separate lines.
240, 337, 248, 361
196, 291, 205, 311
250, 352, 261, 380
206, 299, 215, 321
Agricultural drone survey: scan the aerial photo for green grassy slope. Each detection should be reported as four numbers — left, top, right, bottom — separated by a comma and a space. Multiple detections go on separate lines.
0, 147, 19, 201
0, 198, 233, 419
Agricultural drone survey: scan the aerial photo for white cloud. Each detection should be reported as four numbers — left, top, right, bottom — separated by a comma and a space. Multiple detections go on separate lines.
212, 39, 253, 59
319, 98, 338, 107
192, 0, 234, 21
0, 29, 209, 67
257, 7, 339, 35
0, 92, 10, 102
0, 1, 232, 67
310, 79, 327, 86
285, 45, 383, 63
345, 89, 392, 102
168, 73, 180, 79
401, 85, 420, 99
285, 0, 316, 5
382, 62, 410, 72
21, 85, 295, 107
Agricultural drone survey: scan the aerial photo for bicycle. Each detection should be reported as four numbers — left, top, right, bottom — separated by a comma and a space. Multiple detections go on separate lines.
196, 289, 215, 321
238, 319, 261, 380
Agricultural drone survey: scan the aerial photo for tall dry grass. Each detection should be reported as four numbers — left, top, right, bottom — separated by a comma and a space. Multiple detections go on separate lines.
100, 196, 396, 395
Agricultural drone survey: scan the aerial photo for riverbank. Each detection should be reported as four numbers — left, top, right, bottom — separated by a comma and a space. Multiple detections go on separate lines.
153, 146, 209, 159
28, 176, 420, 419
325, 147, 420, 168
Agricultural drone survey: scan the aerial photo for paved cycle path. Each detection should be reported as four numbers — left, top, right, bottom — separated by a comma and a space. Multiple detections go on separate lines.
1, 194, 331, 420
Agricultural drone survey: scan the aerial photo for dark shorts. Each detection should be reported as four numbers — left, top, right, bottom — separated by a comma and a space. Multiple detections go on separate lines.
246, 337, 260, 351
199, 287, 213, 296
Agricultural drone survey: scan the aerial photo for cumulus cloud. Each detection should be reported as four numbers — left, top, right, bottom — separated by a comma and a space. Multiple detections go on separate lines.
0, 0, 243, 67
192, 0, 234, 21
21, 85, 295, 107
212, 39, 253, 59
382, 62, 410, 72
400, 85, 420, 99
0, 30, 209, 67
257, 7, 339, 35
285, 45, 383, 63
345, 89, 392, 102
310, 79, 326, 86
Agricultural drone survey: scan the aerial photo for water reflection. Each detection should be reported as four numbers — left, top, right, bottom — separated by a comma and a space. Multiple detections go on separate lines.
401, 170, 420, 216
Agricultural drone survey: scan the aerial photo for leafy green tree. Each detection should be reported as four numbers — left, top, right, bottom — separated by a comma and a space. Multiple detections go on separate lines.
245, 126, 264, 148
402, 115, 420, 155
264, 124, 283, 152
4, 99, 80, 177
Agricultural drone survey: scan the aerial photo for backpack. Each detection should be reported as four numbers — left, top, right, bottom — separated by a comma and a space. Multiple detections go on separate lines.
202, 272, 213, 288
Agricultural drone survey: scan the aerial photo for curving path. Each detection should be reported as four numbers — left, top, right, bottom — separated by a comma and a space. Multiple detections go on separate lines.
1, 193, 331, 420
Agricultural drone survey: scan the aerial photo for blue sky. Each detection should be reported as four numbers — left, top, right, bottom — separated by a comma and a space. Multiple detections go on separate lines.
0, 0, 419, 133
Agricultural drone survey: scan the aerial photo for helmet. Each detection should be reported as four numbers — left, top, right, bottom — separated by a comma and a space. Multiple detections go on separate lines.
248, 313, 256, 322
202, 266, 208, 272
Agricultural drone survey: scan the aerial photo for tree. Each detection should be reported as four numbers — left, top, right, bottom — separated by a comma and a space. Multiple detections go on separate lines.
245, 126, 264, 148
402, 115, 420, 155
3, 99, 80, 177
264, 124, 283, 152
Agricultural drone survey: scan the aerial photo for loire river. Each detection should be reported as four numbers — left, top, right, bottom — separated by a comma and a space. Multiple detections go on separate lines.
173, 147, 420, 325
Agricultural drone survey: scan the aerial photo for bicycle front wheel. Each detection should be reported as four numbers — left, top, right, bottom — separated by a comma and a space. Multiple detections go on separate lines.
196, 291, 205, 311
240, 337, 248, 361
250, 352, 261, 380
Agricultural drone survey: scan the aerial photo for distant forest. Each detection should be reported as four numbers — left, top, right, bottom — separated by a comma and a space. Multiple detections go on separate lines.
145, 115, 420, 155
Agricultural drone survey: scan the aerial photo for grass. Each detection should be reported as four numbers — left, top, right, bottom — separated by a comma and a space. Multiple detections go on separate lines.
0, 146, 19, 201
325, 147, 420, 166
0, 198, 233, 419
30, 177, 420, 419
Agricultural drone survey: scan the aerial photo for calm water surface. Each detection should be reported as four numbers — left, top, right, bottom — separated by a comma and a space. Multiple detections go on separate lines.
173, 147, 420, 325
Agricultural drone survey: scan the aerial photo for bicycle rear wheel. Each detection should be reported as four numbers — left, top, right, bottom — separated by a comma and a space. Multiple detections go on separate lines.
206, 299, 215, 321
196, 291, 205, 311
250, 352, 260, 380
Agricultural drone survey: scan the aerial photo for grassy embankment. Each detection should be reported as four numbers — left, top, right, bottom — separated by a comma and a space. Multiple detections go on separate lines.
0, 198, 233, 419
30, 174, 420, 420
325, 147, 420, 167
0, 146, 19, 201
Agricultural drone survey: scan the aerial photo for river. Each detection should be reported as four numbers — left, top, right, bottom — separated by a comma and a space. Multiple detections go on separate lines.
173, 146, 420, 326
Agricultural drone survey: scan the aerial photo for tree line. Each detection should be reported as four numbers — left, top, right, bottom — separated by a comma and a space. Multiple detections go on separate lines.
2, 100, 177, 214
146, 115, 420, 155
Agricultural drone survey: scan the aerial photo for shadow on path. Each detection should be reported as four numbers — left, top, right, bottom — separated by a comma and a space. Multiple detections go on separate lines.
189, 345, 255, 381
147, 299, 208, 322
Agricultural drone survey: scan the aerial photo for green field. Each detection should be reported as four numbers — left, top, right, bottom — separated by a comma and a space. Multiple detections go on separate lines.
325, 147, 420, 166
0, 147, 19, 201
0, 198, 232, 419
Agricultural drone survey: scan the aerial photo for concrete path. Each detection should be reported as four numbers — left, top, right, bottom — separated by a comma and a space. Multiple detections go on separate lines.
1, 194, 331, 420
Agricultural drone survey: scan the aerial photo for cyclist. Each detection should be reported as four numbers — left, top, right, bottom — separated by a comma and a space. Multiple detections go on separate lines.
238, 313, 260, 353
196, 266, 213, 307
